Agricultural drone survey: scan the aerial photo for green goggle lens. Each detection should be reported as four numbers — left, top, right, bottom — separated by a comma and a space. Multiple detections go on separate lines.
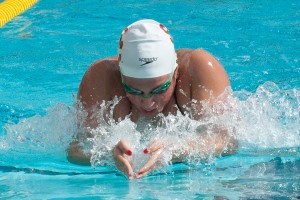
150, 80, 171, 94
122, 76, 172, 97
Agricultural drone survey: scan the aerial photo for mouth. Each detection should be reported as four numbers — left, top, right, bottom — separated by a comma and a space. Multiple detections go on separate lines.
141, 108, 158, 117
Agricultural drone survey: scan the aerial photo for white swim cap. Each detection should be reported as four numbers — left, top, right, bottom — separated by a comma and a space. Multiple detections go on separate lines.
118, 19, 177, 78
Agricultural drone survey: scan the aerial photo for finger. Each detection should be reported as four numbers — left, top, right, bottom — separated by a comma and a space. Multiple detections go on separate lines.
136, 167, 153, 178
144, 140, 165, 154
117, 139, 133, 156
113, 147, 134, 179
137, 149, 163, 178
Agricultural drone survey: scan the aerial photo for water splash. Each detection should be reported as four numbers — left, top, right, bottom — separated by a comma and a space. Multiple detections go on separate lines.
1, 82, 299, 170
0, 103, 77, 164
86, 82, 300, 171
233, 82, 300, 150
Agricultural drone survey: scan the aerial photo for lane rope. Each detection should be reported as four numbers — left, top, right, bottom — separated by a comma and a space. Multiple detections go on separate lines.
0, 0, 39, 27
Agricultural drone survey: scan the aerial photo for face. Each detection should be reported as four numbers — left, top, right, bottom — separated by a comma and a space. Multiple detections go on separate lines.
122, 73, 176, 118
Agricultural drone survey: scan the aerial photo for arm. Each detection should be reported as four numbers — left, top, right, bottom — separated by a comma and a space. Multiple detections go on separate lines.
137, 49, 237, 178
187, 49, 237, 157
180, 126, 238, 162
67, 60, 108, 166
189, 49, 231, 118
67, 141, 91, 165
67, 59, 132, 168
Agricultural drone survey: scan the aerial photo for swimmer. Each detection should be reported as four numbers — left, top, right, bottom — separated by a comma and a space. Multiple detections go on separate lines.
67, 19, 238, 179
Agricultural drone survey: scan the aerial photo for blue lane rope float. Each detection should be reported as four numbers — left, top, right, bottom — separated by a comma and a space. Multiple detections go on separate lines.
0, 0, 39, 27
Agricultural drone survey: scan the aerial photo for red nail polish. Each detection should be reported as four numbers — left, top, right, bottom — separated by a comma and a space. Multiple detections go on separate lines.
138, 171, 143, 175
127, 150, 132, 156
143, 149, 149, 154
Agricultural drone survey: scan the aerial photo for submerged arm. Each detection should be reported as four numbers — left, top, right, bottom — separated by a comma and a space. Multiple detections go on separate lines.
136, 126, 237, 178
174, 49, 238, 161
185, 126, 237, 160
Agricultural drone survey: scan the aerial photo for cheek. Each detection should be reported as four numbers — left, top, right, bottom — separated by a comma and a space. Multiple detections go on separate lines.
154, 90, 173, 104
164, 87, 174, 98
127, 95, 139, 104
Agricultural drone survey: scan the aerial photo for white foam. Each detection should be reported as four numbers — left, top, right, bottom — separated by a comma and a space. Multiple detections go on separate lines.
1, 82, 299, 169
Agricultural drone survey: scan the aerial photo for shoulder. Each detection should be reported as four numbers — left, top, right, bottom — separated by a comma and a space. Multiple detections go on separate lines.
175, 48, 231, 109
176, 48, 220, 74
83, 57, 119, 82
78, 57, 124, 105
190, 49, 226, 76
189, 49, 230, 87
176, 48, 229, 86
77, 57, 131, 126
177, 48, 223, 72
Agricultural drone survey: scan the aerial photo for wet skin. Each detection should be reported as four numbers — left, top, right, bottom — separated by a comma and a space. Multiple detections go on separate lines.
67, 48, 237, 179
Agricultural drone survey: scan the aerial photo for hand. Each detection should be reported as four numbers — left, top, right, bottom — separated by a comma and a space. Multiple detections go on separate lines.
136, 140, 166, 179
113, 139, 134, 180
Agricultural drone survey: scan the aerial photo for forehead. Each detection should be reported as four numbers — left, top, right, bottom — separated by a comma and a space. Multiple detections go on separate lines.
122, 74, 170, 87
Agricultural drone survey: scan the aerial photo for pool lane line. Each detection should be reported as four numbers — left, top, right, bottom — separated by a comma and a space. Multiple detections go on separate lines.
0, 0, 39, 28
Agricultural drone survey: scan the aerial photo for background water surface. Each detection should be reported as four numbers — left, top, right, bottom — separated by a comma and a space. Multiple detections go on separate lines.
0, 0, 299, 199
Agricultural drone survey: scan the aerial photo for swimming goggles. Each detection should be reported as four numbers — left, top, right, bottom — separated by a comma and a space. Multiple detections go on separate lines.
121, 73, 173, 98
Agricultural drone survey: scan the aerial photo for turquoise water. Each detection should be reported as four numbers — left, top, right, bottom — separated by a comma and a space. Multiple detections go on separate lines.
0, 0, 299, 199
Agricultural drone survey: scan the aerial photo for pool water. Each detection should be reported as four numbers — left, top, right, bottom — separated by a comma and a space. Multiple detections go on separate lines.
0, 0, 299, 199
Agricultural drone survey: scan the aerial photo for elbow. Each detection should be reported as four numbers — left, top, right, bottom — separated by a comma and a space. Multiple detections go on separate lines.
67, 141, 91, 166
221, 136, 238, 156
215, 128, 238, 157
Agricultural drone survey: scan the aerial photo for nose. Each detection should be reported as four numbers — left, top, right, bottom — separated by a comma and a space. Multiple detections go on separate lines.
140, 97, 156, 110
